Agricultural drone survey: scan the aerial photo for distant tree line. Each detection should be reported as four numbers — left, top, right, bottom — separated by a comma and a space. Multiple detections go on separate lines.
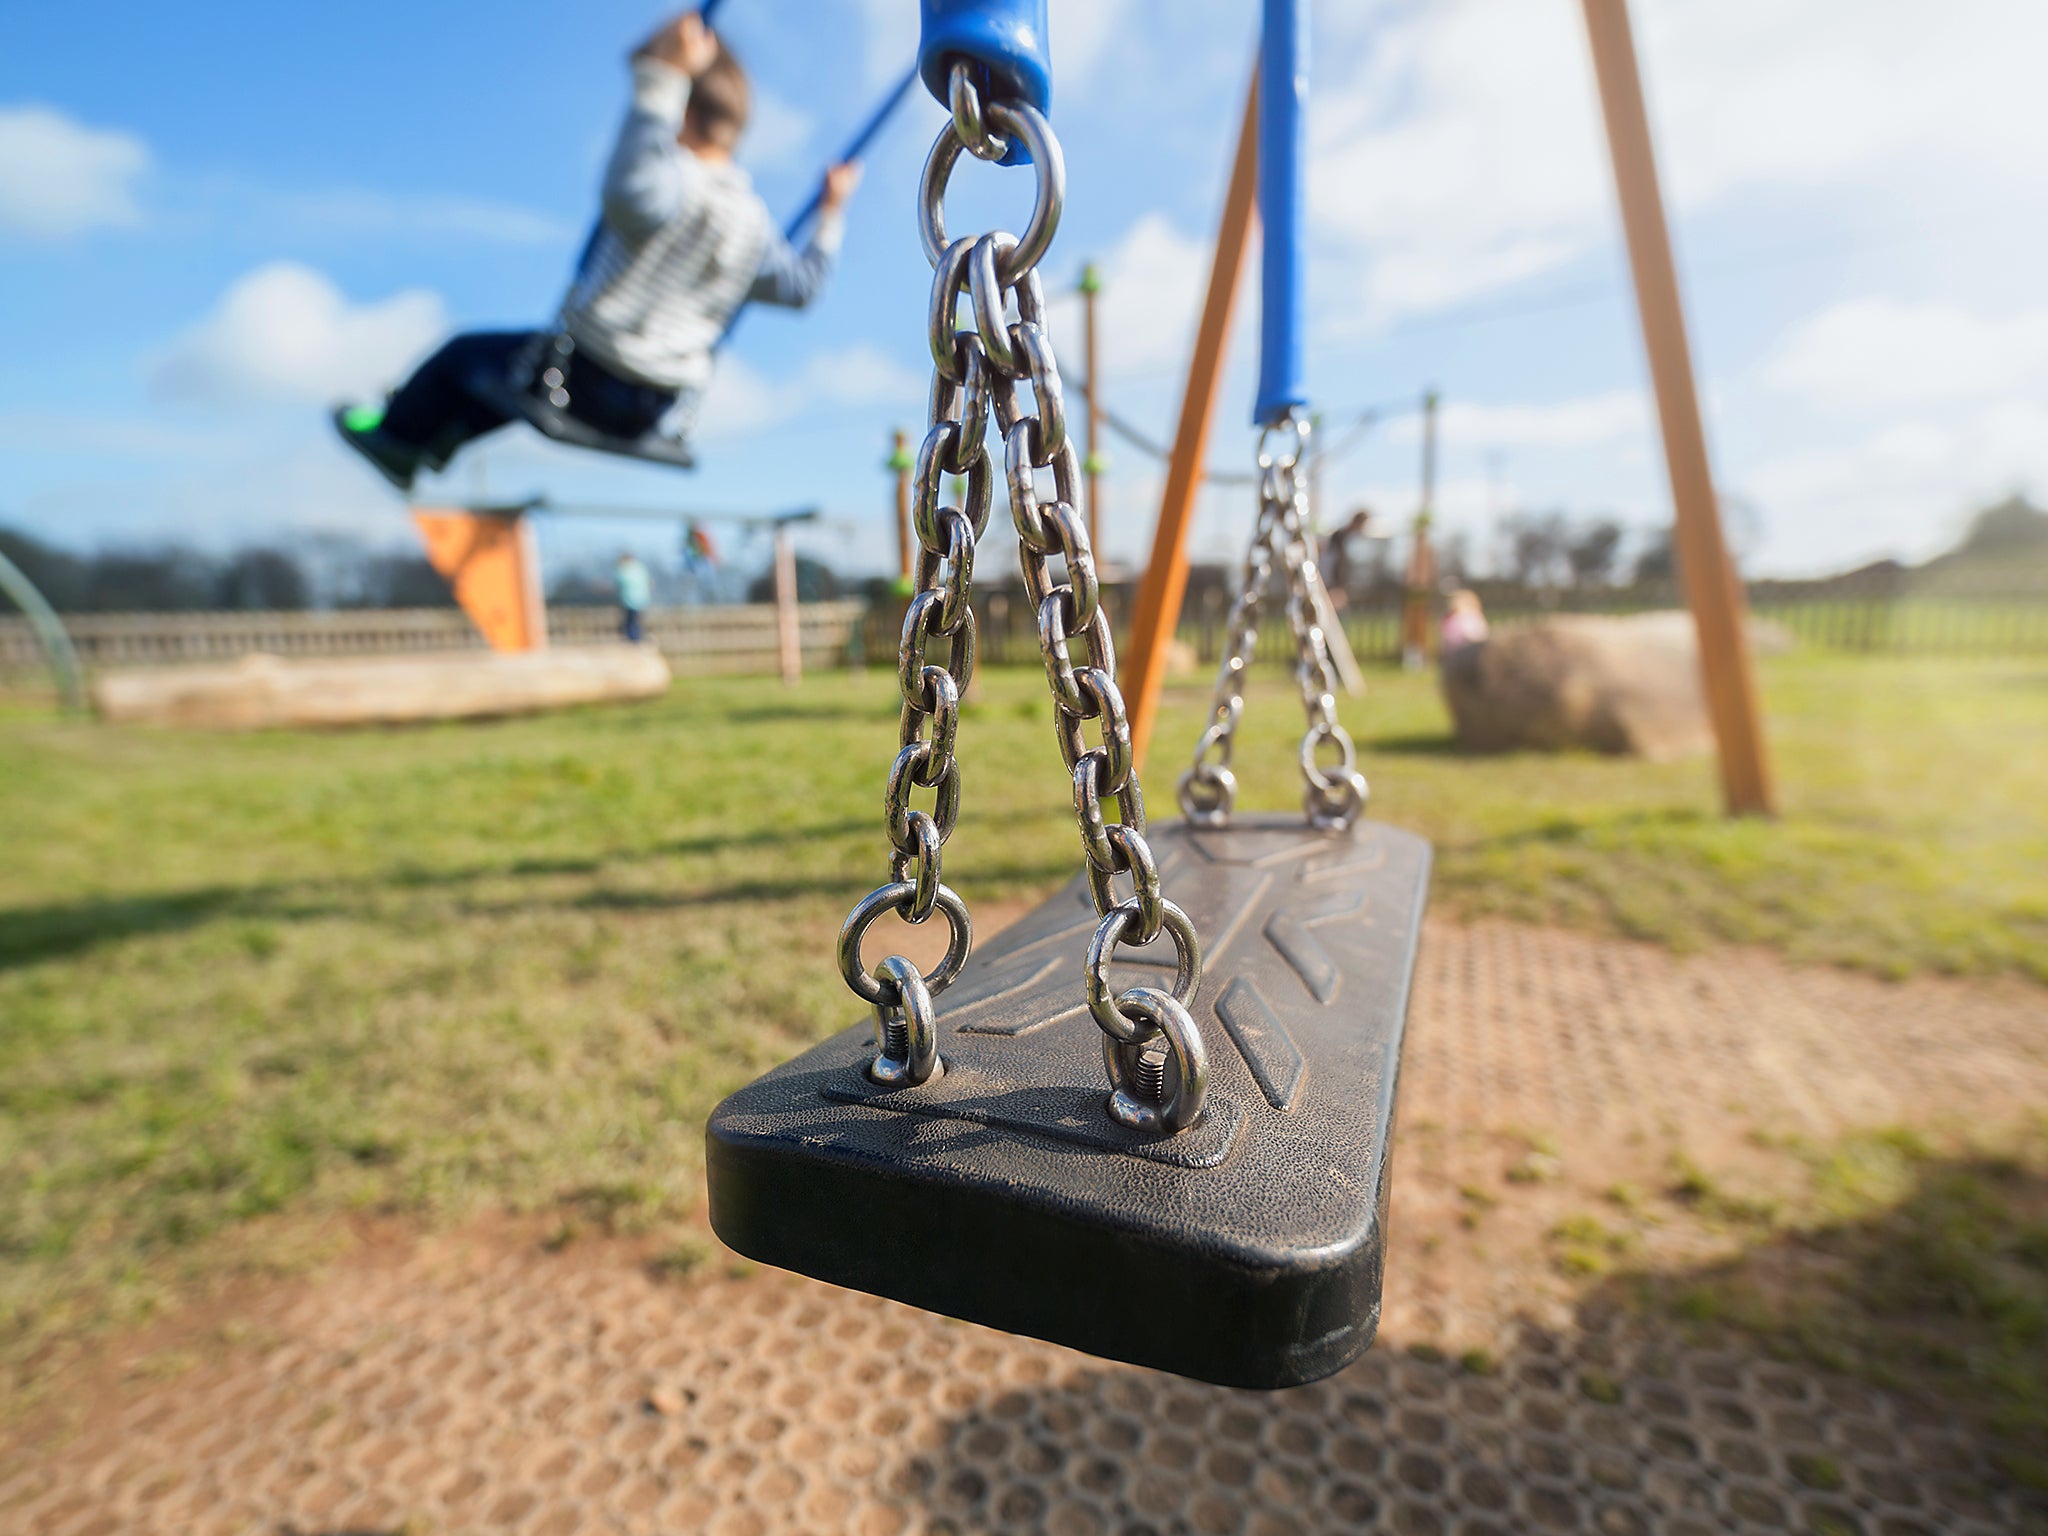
1321, 509, 1669, 599
1312, 493, 2046, 605
8, 495, 2040, 616
0, 525, 455, 613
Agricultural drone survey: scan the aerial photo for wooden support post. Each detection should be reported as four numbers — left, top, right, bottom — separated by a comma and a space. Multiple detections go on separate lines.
1582, 0, 1774, 816
1400, 391, 1438, 670
1422, 388, 1438, 521
889, 429, 915, 586
773, 522, 802, 687
1080, 263, 1105, 556
1125, 64, 1262, 775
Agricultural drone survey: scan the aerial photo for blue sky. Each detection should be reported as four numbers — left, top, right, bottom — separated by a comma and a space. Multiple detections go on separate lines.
3, 0, 2043, 582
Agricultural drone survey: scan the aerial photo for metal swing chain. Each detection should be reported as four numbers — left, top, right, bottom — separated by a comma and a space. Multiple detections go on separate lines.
1176, 485, 1284, 828
1270, 417, 1370, 830
836, 64, 1207, 1135
1177, 411, 1369, 832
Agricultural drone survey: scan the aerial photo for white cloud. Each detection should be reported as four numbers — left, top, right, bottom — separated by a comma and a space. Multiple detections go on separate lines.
696, 343, 924, 439
1061, 212, 1216, 377
852, 0, 921, 95
1763, 299, 2048, 415
0, 411, 239, 459
0, 103, 149, 237
277, 188, 571, 246
1744, 401, 2048, 571
1387, 390, 1650, 450
852, 0, 1128, 97
150, 262, 447, 407
1308, 0, 1608, 321
1047, 0, 1134, 95
1307, 0, 2048, 323
744, 88, 816, 173
1636, 0, 2048, 208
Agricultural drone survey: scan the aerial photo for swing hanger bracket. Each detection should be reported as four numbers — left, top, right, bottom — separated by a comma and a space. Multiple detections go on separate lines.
918, 0, 1050, 166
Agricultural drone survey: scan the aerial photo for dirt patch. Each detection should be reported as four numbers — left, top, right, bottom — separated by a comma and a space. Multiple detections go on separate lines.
6, 916, 2047, 1534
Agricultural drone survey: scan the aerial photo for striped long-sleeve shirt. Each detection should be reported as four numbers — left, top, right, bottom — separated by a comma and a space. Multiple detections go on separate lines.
560, 60, 844, 395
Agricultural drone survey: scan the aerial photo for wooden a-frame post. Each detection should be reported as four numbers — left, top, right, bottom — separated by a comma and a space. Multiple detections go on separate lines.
1124, 65, 1262, 775
1582, 0, 1774, 815
1080, 264, 1106, 555
889, 429, 915, 585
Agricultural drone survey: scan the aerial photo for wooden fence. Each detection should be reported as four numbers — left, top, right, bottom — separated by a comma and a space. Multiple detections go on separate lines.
5, 585, 2043, 697
950, 582, 2048, 670
0, 601, 867, 690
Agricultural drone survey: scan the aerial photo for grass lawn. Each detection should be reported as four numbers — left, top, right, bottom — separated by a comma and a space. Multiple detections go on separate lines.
1, 650, 2042, 1385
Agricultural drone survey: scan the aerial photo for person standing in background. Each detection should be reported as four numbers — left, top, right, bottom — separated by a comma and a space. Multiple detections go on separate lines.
616, 552, 652, 643
1441, 588, 1490, 655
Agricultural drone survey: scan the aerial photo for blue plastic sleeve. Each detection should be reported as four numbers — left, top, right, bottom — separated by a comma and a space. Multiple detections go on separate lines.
1254, 0, 1309, 426
920, 0, 1051, 166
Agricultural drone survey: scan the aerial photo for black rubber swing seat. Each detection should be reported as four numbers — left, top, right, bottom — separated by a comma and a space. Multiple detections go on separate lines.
466, 370, 697, 471
706, 813, 1431, 1390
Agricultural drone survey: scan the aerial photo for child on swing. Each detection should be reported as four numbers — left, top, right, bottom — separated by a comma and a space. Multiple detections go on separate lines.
336, 10, 863, 491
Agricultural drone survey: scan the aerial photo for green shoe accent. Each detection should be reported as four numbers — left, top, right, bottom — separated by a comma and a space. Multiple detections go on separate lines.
341, 403, 386, 433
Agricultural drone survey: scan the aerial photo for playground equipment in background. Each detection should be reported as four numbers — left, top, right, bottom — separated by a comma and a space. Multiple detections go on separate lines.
0, 544, 85, 711
1118, 0, 1772, 816
90, 646, 671, 730
413, 1, 919, 667
707, 0, 1429, 1390
412, 509, 546, 654
411, 499, 822, 683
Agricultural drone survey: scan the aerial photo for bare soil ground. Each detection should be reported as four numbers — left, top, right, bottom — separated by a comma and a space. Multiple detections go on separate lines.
5, 916, 2046, 1536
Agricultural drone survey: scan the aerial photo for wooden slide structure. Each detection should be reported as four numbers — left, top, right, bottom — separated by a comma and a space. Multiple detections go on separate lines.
92, 508, 670, 729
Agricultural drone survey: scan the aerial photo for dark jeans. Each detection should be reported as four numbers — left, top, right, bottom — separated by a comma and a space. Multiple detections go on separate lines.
620, 607, 645, 644
381, 330, 679, 456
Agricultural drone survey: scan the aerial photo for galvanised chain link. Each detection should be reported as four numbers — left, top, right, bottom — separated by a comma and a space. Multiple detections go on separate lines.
1270, 416, 1370, 829
838, 64, 1207, 1135
1177, 411, 1369, 832
1176, 487, 1283, 828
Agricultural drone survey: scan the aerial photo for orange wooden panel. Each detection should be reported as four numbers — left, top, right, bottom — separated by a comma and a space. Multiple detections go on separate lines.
411, 510, 547, 654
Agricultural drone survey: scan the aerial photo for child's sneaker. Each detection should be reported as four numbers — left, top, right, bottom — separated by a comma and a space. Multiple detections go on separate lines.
331, 403, 422, 493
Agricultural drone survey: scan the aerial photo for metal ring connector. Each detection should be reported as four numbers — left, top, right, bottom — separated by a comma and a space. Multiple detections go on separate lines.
839, 882, 972, 1005
920, 101, 1064, 283
1102, 989, 1208, 1134
1084, 900, 1201, 1045
1305, 772, 1369, 831
1176, 763, 1237, 827
868, 954, 942, 1088
1256, 409, 1312, 472
947, 61, 1010, 163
